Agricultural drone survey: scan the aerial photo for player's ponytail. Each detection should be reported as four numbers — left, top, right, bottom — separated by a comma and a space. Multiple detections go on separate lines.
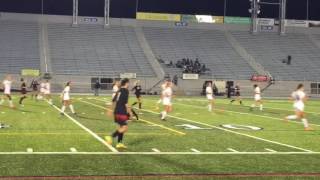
297, 84, 304, 90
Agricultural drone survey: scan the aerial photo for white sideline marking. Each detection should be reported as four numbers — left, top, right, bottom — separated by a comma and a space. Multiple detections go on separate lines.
27, 148, 33, 153
0, 151, 318, 155
152, 148, 161, 152
42, 112, 46, 114
70, 148, 77, 152
191, 148, 201, 153
227, 148, 239, 152
48, 102, 118, 152
1, 112, 5, 114
174, 102, 320, 127
265, 148, 277, 152
22, 112, 26, 114
138, 108, 313, 152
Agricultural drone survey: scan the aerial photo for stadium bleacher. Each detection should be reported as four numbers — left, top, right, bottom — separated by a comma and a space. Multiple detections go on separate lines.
232, 32, 320, 81
143, 27, 256, 80
47, 24, 155, 77
0, 21, 40, 74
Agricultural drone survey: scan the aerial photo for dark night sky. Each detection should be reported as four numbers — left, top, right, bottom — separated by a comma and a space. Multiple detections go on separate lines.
0, 0, 319, 20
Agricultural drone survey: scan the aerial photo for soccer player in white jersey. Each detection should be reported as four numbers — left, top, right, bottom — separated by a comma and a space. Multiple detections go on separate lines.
60, 81, 76, 115
44, 80, 53, 105
161, 81, 173, 121
38, 81, 46, 100
0, 75, 15, 108
112, 81, 120, 100
250, 84, 263, 111
206, 82, 214, 112
156, 81, 168, 110
285, 84, 312, 131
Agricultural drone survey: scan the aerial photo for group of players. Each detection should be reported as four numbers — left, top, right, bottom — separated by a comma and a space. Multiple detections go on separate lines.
0, 75, 312, 150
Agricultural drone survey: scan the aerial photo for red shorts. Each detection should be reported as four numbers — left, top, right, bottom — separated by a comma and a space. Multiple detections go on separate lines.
114, 114, 129, 126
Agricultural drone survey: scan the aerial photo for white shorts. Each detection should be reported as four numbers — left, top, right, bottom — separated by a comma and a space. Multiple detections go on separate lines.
4, 89, 10, 95
162, 98, 172, 106
206, 95, 214, 100
44, 91, 50, 95
294, 102, 304, 112
254, 94, 261, 101
40, 88, 45, 93
63, 95, 70, 101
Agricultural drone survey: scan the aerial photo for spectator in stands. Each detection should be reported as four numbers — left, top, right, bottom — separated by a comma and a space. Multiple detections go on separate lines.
94, 80, 101, 96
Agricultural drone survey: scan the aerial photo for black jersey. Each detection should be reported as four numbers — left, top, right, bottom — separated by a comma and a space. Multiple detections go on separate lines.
114, 88, 129, 115
235, 85, 240, 96
31, 81, 39, 91
132, 85, 142, 95
21, 82, 27, 94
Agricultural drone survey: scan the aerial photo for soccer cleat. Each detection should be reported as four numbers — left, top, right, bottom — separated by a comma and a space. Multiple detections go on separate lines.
116, 143, 127, 149
304, 127, 313, 131
105, 136, 113, 145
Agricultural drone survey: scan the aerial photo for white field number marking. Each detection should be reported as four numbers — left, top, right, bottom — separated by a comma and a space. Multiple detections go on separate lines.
176, 124, 212, 130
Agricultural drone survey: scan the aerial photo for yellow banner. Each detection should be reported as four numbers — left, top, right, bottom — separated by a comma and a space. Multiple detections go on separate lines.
213, 16, 224, 24
21, 69, 40, 77
137, 12, 181, 22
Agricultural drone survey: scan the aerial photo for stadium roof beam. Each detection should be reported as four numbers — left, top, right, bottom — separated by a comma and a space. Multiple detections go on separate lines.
104, 0, 110, 27
279, 0, 286, 35
72, 0, 79, 26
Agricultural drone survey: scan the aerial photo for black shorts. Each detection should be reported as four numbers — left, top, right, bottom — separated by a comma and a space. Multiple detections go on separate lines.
235, 92, 241, 96
22, 90, 27, 95
135, 94, 141, 98
114, 114, 129, 126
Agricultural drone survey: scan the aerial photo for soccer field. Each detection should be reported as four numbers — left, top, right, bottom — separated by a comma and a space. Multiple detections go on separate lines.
0, 95, 320, 179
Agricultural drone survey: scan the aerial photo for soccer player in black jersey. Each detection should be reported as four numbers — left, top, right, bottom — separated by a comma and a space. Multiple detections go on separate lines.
19, 78, 27, 106
230, 83, 243, 105
105, 78, 132, 149
30, 79, 39, 100
132, 80, 142, 109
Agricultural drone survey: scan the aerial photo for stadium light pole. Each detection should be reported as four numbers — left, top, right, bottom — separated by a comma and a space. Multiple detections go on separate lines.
279, 0, 286, 35
104, 0, 110, 27
250, 0, 259, 34
72, 0, 79, 26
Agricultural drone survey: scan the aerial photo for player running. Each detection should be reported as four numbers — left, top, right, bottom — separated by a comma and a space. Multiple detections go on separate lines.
19, 78, 27, 106
250, 84, 263, 111
132, 80, 142, 109
60, 81, 76, 115
30, 79, 39, 100
230, 83, 243, 105
44, 80, 53, 105
284, 84, 312, 131
156, 80, 168, 110
161, 81, 173, 121
206, 82, 214, 112
0, 75, 15, 108
38, 80, 46, 100
105, 78, 132, 149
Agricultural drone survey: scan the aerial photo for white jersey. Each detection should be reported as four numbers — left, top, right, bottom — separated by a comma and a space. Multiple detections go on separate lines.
44, 82, 51, 94
292, 90, 306, 111
162, 87, 173, 106
62, 86, 70, 100
3, 80, 12, 94
40, 83, 46, 93
206, 86, 213, 100
254, 87, 261, 101
112, 85, 119, 99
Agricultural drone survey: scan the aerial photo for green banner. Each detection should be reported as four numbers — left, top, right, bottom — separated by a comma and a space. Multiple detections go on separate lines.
21, 69, 40, 77
224, 17, 251, 24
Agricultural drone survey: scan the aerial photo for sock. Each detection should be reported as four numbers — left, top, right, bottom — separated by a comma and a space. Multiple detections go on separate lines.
118, 133, 124, 143
69, 105, 75, 114
139, 103, 142, 109
61, 105, 66, 113
259, 104, 263, 111
112, 130, 119, 138
302, 119, 309, 128
161, 111, 167, 119
208, 104, 212, 112
286, 115, 297, 120
19, 97, 23, 104
9, 101, 13, 108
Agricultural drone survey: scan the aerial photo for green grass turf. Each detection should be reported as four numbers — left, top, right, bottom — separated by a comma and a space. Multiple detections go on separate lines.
0, 94, 319, 179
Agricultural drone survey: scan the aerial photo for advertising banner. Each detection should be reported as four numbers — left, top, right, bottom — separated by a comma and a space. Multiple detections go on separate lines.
183, 74, 199, 80
285, 20, 308, 27
258, 18, 274, 26
309, 21, 320, 28
136, 12, 181, 22
21, 69, 40, 77
224, 17, 251, 24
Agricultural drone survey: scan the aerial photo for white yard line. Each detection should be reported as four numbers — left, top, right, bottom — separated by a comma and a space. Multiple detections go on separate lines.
138, 108, 313, 152
265, 148, 277, 152
174, 101, 320, 127
0, 151, 318, 155
49, 102, 118, 152
227, 148, 239, 152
